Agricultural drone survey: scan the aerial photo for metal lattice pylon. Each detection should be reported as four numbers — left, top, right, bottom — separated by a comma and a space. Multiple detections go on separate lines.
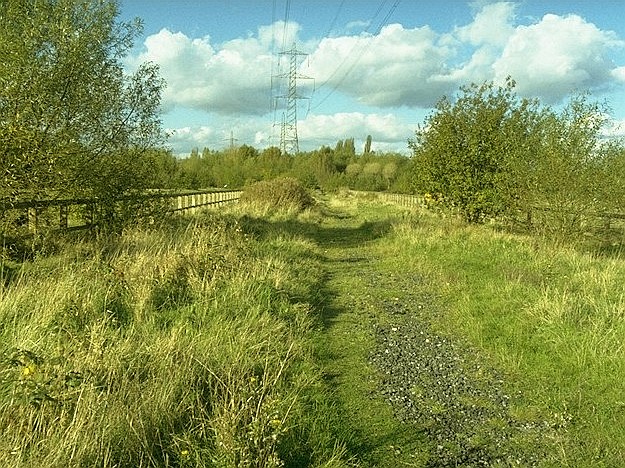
275, 43, 312, 154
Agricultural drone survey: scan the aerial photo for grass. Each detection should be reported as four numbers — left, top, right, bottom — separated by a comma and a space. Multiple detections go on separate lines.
0, 209, 349, 467
239, 178, 315, 217
376, 205, 625, 466
3, 190, 625, 467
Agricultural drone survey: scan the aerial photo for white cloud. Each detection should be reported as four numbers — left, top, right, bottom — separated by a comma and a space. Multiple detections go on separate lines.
164, 112, 414, 154
612, 66, 625, 83
299, 112, 413, 151
127, 5, 625, 118
308, 23, 455, 108
456, 2, 516, 47
492, 13, 624, 102
258, 20, 301, 49
166, 126, 216, 152
125, 2, 625, 155
128, 26, 285, 116
603, 118, 625, 139
345, 20, 370, 32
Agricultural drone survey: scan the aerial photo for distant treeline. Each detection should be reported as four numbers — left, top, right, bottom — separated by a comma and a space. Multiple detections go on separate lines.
148, 137, 413, 193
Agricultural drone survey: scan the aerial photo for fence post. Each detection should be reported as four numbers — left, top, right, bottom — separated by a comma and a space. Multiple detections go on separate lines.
28, 207, 39, 234
59, 205, 68, 229
85, 203, 94, 228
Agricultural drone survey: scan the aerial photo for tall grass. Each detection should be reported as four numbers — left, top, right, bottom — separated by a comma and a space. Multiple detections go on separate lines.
382, 209, 625, 466
239, 178, 315, 217
0, 211, 346, 467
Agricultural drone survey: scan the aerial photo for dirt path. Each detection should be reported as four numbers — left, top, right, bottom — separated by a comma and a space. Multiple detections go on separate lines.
312, 201, 549, 467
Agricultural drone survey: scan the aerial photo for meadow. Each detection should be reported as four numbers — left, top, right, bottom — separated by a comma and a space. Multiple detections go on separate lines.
1, 187, 625, 467
0, 201, 346, 467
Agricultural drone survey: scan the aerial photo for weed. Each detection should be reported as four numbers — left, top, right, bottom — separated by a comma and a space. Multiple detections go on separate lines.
240, 178, 315, 215
0, 208, 348, 467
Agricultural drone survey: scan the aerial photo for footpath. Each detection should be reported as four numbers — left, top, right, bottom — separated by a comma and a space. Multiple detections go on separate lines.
311, 198, 549, 467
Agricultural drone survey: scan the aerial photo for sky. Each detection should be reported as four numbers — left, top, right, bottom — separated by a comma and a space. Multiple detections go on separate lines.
119, 0, 625, 156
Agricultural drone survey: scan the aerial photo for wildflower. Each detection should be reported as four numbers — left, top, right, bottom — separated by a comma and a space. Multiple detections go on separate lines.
21, 363, 37, 378
180, 449, 189, 458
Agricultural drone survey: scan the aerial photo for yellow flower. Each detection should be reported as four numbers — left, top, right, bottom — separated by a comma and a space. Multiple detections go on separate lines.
180, 449, 189, 458
21, 363, 37, 378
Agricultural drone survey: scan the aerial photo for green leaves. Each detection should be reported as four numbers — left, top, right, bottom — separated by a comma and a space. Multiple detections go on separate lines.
0, 0, 164, 204
410, 80, 524, 222
410, 79, 625, 235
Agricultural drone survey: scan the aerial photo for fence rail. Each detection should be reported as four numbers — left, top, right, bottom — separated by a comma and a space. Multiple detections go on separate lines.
1, 189, 242, 235
349, 190, 423, 208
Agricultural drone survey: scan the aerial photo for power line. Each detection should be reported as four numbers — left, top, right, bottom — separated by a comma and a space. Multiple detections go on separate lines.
311, 0, 401, 111
281, 0, 291, 52
323, 0, 346, 38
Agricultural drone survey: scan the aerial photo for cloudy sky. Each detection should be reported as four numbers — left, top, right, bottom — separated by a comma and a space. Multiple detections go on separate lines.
120, 0, 625, 155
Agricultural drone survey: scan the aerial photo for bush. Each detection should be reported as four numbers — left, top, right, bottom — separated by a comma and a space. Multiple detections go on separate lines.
0, 211, 348, 467
410, 79, 625, 236
410, 78, 534, 223
240, 177, 315, 212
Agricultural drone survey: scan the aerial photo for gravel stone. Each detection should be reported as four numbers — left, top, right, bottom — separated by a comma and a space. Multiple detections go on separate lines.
367, 273, 554, 467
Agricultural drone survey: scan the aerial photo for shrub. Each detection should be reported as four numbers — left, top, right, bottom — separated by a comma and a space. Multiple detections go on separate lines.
240, 177, 314, 212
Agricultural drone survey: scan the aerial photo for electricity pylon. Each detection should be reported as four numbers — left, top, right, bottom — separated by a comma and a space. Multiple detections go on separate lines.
275, 43, 312, 154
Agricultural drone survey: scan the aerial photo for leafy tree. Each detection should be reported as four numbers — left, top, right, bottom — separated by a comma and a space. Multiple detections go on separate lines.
0, 0, 164, 203
410, 79, 540, 223
382, 162, 397, 189
364, 134, 372, 155
142, 148, 182, 189
333, 138, 355, 172
410, 78, 625, 238
521, 95, 620, 234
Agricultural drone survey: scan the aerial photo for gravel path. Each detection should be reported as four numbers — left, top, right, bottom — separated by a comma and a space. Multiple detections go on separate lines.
315, 203, 558, 466
366, 272, 555, 467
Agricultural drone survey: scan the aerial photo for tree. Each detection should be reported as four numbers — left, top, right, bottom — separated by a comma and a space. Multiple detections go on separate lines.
364, 134, 372, 155
410, 79, 539, 222
520, 95, 619, 234
382, 162, 397, 189
0, 0, 164, 203
410, 77, 625, 237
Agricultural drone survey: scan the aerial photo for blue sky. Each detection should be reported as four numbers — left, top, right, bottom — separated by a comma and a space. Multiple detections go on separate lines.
119, 1, 625, 155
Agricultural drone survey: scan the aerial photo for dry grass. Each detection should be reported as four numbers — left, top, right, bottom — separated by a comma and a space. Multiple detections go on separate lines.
0, 210, 347, 467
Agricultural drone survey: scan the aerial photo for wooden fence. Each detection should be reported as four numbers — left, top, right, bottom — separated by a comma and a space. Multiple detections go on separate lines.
349, 190, 423, 208
352, 190, 625, 232
0, 189, 242, 235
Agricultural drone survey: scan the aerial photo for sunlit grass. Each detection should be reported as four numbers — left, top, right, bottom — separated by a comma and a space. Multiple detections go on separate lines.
378, 207, 625, 466
0, 210, 348, 467
6, 191, 624, 466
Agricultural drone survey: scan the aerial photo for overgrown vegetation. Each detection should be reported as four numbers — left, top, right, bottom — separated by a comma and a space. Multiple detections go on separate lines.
3, 0, 625, 464
1, 0, 165, 231
159, 140, 411, 194
3, 188, 625, 466
0, 207, 351, 467
409, 78, 625, 237
239, 177, 315, 214
376, 201, 625, 466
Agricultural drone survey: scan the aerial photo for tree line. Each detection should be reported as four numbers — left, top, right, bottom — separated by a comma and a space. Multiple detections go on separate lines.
3, 0, 625, 242
1, 0, 164, 204
147, 138, 411, 193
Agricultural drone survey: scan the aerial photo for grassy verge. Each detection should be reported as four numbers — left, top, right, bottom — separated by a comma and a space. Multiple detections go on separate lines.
377, 206, 625, 466
5, 189, 623, 467
0, 209, 348, 467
